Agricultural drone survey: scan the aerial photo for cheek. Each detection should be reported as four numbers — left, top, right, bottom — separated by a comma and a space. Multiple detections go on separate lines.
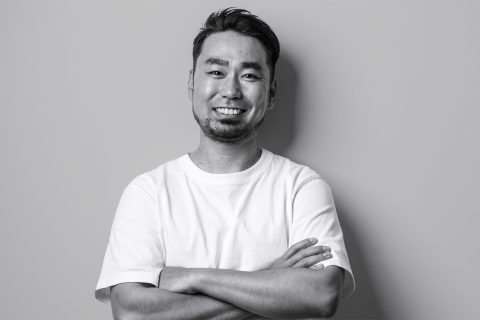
245, 86, 269, 105
194, 77, 217, 98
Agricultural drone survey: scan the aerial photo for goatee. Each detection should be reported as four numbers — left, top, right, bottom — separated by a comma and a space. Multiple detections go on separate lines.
193, 109, 264, 143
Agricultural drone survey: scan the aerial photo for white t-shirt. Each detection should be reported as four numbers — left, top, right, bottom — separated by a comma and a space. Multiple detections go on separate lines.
95, 149, 355, 302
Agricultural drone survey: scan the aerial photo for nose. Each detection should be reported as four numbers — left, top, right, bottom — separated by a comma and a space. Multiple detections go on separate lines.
220, 74, 242, 99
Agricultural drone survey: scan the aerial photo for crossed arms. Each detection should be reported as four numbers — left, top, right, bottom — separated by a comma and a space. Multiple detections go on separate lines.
110, 238, 344, 320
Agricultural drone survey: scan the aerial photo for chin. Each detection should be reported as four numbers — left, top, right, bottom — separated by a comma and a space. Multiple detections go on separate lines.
206, 128, 252, 143
194, 112, 261, 143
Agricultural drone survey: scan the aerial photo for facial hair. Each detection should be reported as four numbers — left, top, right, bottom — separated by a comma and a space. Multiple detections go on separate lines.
193, 108, 264, 143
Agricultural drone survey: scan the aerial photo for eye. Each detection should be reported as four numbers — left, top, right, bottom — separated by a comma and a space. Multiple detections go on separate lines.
242, 73, 260, 81
208, 71, 224, 78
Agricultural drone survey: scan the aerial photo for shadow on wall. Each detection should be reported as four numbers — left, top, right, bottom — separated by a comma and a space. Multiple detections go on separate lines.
257, 53, 298, 154
258, 53, 385, 320
333, 202, 385, 320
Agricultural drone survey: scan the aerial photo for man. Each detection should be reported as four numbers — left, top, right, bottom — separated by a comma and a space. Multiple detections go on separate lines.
95, 8, 354, 320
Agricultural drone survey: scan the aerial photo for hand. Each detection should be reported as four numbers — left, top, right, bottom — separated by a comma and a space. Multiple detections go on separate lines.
158, 266, 197, 294
266, 238, 332, 270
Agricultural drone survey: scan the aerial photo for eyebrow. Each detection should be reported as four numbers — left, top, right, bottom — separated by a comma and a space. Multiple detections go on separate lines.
204, 58, 263, 71
205, 58, 229, 67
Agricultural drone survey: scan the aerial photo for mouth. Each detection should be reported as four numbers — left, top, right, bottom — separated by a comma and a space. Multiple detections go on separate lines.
213, 107, 247, 116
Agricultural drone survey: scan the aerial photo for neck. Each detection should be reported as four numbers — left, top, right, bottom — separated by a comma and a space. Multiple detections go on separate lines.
189, 133, 262, 174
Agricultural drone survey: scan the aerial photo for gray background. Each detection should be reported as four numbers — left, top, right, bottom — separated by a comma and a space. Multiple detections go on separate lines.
1, 0, 479, 319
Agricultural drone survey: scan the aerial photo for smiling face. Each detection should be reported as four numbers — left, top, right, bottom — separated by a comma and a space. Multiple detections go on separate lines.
189, 30, 276, 143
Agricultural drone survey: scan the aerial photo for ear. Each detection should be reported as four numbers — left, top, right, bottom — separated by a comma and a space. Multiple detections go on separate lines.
188, 69, 194, 101
267, 79, 277, 110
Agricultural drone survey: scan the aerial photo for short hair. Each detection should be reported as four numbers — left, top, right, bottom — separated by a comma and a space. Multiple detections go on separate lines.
192, 8, 280, 81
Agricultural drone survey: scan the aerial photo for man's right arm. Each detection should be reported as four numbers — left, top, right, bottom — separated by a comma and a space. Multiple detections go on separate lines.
110, 238, 330, 320
111, 283, 253, 320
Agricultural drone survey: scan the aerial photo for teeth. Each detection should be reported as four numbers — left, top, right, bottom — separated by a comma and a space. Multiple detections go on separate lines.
216, 108, 241, 115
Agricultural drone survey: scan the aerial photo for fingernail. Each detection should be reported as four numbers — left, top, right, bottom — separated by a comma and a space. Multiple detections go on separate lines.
312, 264, 324, 269
310, 238, 318, 243
323, 252, 332, 258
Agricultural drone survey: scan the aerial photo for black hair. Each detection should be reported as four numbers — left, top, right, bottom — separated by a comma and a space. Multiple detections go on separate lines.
192, 8, 280, 81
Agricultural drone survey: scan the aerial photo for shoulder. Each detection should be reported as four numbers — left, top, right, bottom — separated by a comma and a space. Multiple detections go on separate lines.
268, 151, 319, 178
267, 150, 331, 193
124, 154, 187, 198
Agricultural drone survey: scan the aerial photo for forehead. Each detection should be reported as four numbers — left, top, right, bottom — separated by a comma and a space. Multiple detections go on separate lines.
198, 30, 268, 67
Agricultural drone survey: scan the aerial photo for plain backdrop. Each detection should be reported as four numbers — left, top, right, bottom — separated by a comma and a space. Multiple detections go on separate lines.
1, 0, 479, 319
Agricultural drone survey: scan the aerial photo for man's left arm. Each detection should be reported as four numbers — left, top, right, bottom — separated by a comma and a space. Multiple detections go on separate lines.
160, 265, 344, 320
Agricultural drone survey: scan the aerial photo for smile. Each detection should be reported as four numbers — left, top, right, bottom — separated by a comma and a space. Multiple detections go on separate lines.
214, 108, 246, 115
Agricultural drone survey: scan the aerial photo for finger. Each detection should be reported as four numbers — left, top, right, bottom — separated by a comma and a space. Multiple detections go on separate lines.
291, 251, 332, 268
288, 245, 331, 264
311, 264, 325, 270
282, 238, 318, 260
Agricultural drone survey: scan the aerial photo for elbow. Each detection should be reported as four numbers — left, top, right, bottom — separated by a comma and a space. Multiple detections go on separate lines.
111, 301, 138, 320
112, 303, 148, 320
111, 287, 144, 320
112, 307, 131, 320
312, 288, 341, 318
113, 304, 160, 320
319, 294, 340, 318
112, 312, 129, 320
309, 266, 345, 318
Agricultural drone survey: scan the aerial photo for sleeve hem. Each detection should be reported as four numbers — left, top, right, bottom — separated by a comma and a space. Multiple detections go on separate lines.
95, 268, 163, 304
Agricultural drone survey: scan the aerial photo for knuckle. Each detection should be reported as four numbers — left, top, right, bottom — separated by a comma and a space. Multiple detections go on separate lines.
293, 245, 303, 252
316, 254, 325, 261
298, 260, 308, 267
305, 247, 317, 255
291, 244, 302, 251
300, 258, 314, 266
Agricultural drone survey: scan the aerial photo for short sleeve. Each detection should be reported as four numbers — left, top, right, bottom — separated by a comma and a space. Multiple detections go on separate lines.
95, 179, 164, 303
291, 176, 355, 298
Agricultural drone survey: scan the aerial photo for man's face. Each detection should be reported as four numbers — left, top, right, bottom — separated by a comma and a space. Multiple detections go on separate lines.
189, 30, 276, 143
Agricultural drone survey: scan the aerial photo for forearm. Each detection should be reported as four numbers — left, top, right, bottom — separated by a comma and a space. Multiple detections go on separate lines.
191, 267, 343, 320
110, 283, 253, 320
